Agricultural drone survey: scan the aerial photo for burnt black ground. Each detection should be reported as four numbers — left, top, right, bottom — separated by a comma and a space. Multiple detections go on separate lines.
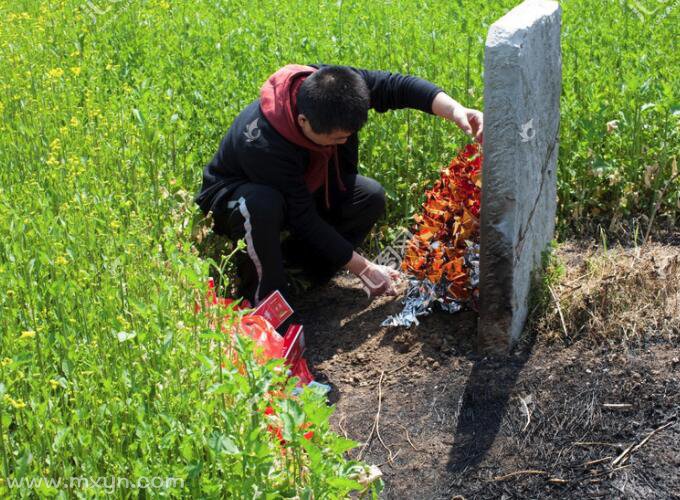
296, 273, 680, 499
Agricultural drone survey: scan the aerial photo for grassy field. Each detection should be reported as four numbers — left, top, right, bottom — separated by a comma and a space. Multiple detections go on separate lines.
0, 0, 678, 496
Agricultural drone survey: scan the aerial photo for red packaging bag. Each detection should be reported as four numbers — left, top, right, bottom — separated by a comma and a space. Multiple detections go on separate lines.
238, 314, 285, 361
290, 358, 315, 386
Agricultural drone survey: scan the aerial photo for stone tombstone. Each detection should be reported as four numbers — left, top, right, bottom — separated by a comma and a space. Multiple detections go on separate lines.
478, 0, 562, 354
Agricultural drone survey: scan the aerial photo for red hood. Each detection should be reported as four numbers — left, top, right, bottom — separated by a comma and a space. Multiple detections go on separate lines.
260, 64, 344, 208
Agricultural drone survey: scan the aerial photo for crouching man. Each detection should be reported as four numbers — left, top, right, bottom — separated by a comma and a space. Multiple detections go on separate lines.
195, 64, 483, 308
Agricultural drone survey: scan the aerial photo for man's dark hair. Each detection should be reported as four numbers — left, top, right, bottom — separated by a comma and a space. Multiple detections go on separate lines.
297, 66, 370, 134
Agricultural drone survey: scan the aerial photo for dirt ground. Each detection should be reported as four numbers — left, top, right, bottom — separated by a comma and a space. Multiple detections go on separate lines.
295, 241, 680, 499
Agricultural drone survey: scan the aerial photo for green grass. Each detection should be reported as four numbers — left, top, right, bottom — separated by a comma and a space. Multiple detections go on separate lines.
0, 0, 678, 496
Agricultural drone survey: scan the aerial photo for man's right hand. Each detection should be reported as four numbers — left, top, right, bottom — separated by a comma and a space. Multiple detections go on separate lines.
344, 251, 400, 298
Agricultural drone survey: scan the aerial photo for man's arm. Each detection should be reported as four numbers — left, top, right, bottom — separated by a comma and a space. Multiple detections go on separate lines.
431, 91, 484, 143
351, 67, 484, 142
351, 67, 443, 114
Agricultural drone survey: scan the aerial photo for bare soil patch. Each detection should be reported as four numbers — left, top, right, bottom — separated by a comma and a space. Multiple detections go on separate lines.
295, 241, 680, 499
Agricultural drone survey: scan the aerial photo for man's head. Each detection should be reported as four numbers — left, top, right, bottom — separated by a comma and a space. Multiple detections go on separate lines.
296, 66, 370, 146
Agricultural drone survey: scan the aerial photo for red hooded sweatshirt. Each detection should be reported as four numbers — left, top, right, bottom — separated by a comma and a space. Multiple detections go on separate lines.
259, 64, 345, 208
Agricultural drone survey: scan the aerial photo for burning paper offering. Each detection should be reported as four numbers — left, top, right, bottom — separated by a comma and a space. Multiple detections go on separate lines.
383, 143, 482, 327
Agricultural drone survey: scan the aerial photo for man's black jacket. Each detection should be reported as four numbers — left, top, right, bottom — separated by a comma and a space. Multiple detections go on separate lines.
195, 64, 442, 268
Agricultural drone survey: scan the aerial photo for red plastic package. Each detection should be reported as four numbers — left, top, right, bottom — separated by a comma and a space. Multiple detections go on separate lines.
195, 280, 331, 446
196, 280, 313, 387
238, 314, 284, 361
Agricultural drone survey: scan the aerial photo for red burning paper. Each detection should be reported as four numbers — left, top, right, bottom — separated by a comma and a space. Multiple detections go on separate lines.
402, 143, 482, 302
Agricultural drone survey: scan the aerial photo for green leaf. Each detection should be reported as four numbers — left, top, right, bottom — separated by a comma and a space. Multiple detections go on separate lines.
60, 358, 72, 377
329, 436, 359, 455
180, 437, 194, 461
205, 383, 232, 396
132, 108, 145, 127
280, 398, 305, 427
208, 432, 240, 455
280, 413, 295, 442
301, 400, 333, 427
300, 438, 322, 468
162, 330, 173, 350
194, 353, 215, 371
327, 477, 364, 492
52, 426, 69, 451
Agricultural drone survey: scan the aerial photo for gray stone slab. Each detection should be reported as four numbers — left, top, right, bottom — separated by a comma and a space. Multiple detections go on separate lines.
478, 0, 562, 354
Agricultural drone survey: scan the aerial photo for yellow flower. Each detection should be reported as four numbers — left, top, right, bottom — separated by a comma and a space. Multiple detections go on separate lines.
49, 379, 60, 389
20, 330, 36, 339
47, 68, 64, 79
11, 399, 26, 410
4, 395, 26, 410
1, 358, 12, 366
55, 255, 68, 266
110, 220, 121, 230
70, 116, 79, 127
50, 138, 61, 150
70, 67, 81, 76
6, 289, 14, 298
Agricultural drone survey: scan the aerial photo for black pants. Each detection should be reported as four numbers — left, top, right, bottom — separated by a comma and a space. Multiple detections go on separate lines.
213, 174, 386, 306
